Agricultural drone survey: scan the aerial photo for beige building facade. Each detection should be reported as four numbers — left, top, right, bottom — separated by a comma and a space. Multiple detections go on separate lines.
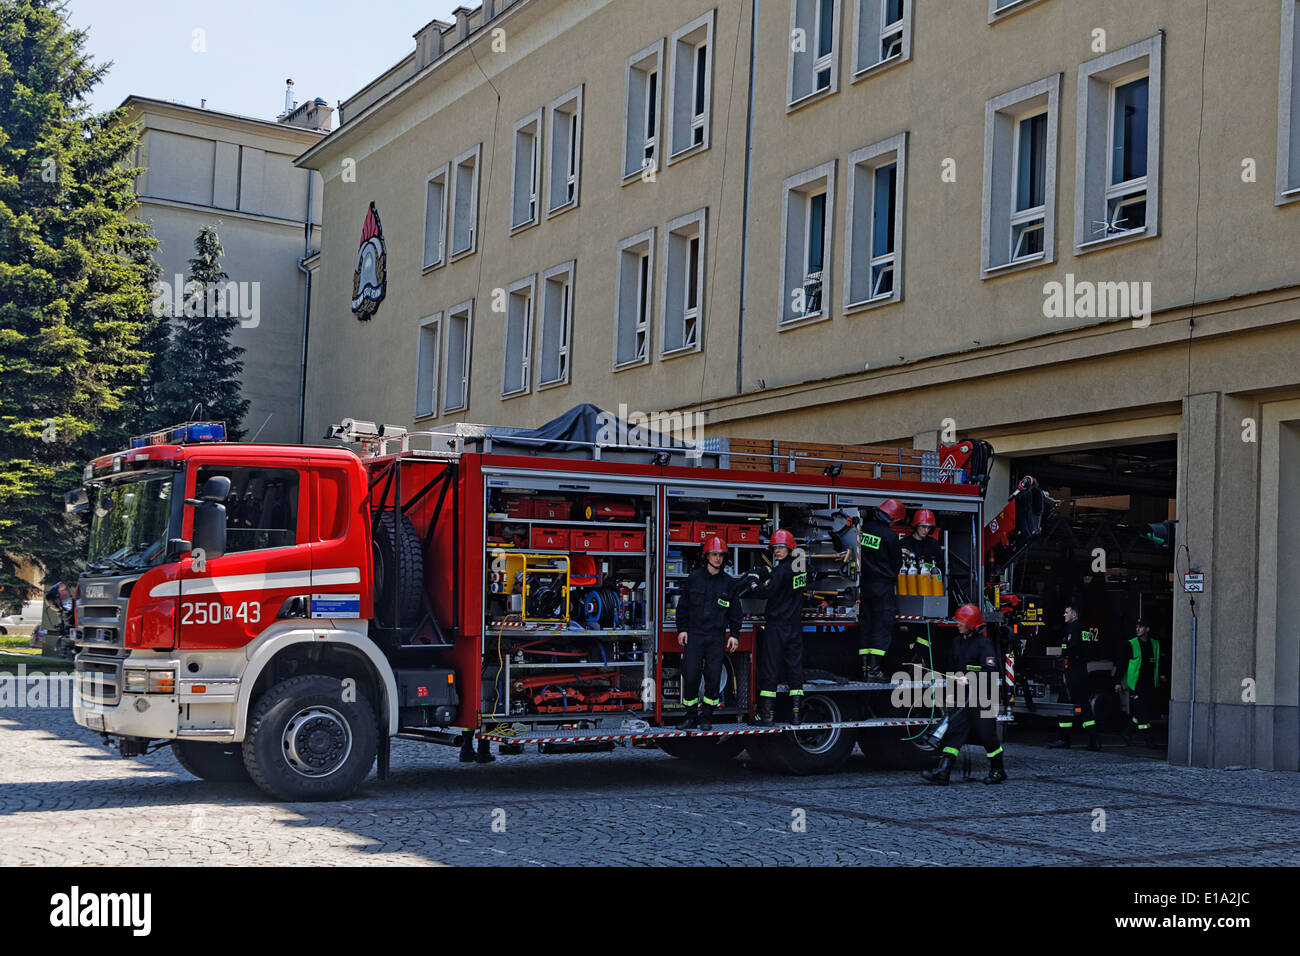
296, 0, 1300, 770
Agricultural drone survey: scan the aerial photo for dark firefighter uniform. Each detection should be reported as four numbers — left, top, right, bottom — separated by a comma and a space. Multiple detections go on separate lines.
676, 565, 743, 718
857, 515, 903, 675
934, 626, 1003, 762
751, 555, 807, 706
1124, 635, 1162, 744
1055, 619, 1099, 748
900, 533, 942, 565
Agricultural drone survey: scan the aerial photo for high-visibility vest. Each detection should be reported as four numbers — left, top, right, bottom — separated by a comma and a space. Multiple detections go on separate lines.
1125, 636, 1161, 690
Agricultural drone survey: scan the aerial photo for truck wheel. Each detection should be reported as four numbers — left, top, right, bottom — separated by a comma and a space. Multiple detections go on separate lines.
171, 740, 251, 783
372, 512, 424, 629
656, 736, 745, 763
746, 695, 856, 774
242, 675, 379, 802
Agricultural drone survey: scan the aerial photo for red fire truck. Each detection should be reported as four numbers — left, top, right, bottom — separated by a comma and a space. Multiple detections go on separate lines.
67, 410, 1036, 801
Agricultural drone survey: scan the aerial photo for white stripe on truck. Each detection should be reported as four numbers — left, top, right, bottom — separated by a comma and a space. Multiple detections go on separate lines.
149, 567, 360, 598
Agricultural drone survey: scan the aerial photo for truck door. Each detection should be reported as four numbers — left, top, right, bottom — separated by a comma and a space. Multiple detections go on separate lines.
307, 459, 370, 623
176, 459, 312, 650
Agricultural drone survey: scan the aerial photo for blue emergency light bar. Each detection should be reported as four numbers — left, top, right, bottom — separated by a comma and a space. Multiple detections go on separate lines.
129, 422, 227, 448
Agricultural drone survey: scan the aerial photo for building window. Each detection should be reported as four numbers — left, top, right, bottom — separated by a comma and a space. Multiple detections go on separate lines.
1074, 34, 1162, 253
624, 41, 664, 182
443, 300, 473, 413
501, 277, 535, 398
852, 0, 911, 81
547, 87, 583, 216
661, 208, 707, 357
982, 74, 1060, 276
667, 10, 714, 162
779, 161, 836, 327
615, 228, 656, 369
988, 0, 1050, 24
511, 110, 542, 231
539, 261, 575, 388
1277, 0, 1300, 203
450, 144, 481, 261
845, 134, 905, 311
415, 313, 441, 419
789, 0, 841, 108
422, 165, 448, 269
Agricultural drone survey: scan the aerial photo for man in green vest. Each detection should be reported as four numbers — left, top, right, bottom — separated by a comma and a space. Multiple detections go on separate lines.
1119, 620, 1162, 748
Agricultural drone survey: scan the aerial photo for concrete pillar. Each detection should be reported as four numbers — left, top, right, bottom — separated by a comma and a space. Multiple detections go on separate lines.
912, 429, 939, 451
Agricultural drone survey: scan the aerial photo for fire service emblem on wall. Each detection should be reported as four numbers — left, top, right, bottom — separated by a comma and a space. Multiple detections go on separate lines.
351, 201, 387, 321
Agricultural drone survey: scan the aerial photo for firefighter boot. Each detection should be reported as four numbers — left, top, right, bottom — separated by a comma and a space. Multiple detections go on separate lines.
678, 705, 700, 730
790, 695, 802, 726
700, 704, 715, 732
983, 752, 1008, 785
1048, 729, 1071, 749
749, 697, 774, 726
920, 754, 954, 786
1086, 727, 1100, 751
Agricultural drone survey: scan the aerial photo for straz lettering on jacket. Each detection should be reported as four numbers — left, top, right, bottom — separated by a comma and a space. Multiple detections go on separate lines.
860, 533, 882, 550
717, 598, 730, 607
792, 572, 807, 589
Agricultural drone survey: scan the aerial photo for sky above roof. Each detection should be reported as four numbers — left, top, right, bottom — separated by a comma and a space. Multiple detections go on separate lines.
66, 0, 466, 121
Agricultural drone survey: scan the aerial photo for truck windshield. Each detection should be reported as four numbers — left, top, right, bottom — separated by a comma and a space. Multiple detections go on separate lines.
85, 475, 175, 571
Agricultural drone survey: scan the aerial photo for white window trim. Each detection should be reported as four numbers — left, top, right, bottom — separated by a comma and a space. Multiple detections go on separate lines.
538, 260, 576, 389
988, 0, 1051, 24
788, 0, 843, 112
544, 86, 583, 218
421, 164, 449, 272
501, 275, 536, 399
666, 10, 715, 165
442, 299, 474, 414
660, 207, 707, 359
449, 143, 482, 263
851, 0, 913, 83
981, 74, 1060, 278
779, 160, 836, 330
614, 227, 657, 371
413, 312, 442, 421
844, 133, 906, 313
510, 109, 543, 234
623, 40, 665, 185
1074, 34, 1162, 255
1277, 0, 1300, 204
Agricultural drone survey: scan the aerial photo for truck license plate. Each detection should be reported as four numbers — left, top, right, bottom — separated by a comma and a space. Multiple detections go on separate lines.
84, 713, 106, 732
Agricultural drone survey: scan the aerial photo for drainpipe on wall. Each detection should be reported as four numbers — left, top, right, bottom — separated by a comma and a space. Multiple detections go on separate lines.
296, 169, 316, 444
735, 0, 757, 397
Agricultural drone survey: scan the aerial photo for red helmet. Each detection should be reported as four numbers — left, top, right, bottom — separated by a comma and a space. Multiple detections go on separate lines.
876, 499, 906, 523
703, 535, 727, 554
912, 509, 937, 528
953, 604, 984, 630
770, 529, 796, 550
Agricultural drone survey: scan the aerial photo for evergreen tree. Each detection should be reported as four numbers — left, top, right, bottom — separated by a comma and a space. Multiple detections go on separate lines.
151, 224, 249, 439
0, 0, 160, 610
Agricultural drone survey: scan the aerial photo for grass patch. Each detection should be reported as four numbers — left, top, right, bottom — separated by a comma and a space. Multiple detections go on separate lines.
0, 651, 74, 673
0, 634, 37, 649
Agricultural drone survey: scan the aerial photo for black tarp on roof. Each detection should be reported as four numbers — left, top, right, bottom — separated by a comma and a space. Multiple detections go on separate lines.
491, 404, 693, 454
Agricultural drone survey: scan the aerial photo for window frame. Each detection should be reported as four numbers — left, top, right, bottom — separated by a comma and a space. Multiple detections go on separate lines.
421, 164, 449, 271
851, 0, 912, 83
1277, 0, 1300, 204
442, 299, 474, 414
501, 276, 536, 399
414, 312, 442, 421
1074, 34, 1162, 255
660, 207, 708, 359
614, 227, 657, 371
449, 143, 482, 263
981, 73, 1060, 278
844, 133, 906, 313
510, 109, 544, 233
539, 260, 576, 389
779, 160, 837, 329
546, 86, 584, 217
623, 40, 666, 184
788, 0, 843, 111
987, 0, 1051, 24
197, 465, 302, 556
667, 10, 715, 164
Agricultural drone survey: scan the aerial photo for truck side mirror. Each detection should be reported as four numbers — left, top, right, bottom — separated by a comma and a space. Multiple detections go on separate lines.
193, 501, 227, 560
199, 475, 231, 503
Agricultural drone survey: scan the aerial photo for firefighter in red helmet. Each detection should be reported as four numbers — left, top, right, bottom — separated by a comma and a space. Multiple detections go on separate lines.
676, 536, 743, 732
902, 509, 942, 565
857, 498, 905, 682
746, 529, 807, 726
920, 604, 1008, 786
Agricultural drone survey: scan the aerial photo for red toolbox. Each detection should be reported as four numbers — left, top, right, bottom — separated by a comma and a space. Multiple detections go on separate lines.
505, 497, 534, 519
531, 526, 569, 549
584, 497, 637, 521
570, 529, 609, 552
729, 523, 762, 544
697, 523, 727, 543
609, 530, 646, 552
533, 498, 572, 520
668, 521, 695, 543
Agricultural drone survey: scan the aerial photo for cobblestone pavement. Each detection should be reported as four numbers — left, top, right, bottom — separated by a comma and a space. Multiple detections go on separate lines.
2, 693, 1298, 866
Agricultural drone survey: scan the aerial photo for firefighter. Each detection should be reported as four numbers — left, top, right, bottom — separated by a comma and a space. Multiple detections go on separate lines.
901, 509, 942, 565
1119, 620, 1162, 748
676, 536, 742, 732
746, 529, 806, 726
39, 582, 72, 658
920, 604, 1007, 785
1050, 603, 1099, 750
857, 498, 905, 682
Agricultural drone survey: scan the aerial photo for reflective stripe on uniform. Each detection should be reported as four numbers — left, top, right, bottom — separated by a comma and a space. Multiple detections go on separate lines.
1081, 720, 1096, 728
943, 746, 960, 756
987, 746, 1003, 758
683, 698, 699, 707
703, 696, 720, 706
759, 690, 777, 698
1058, 721, 1073, 728
789, 688, 804, 696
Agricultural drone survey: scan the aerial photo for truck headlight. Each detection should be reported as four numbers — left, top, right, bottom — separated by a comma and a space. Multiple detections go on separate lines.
124, 669, 148, 693
124, 668, 175, 695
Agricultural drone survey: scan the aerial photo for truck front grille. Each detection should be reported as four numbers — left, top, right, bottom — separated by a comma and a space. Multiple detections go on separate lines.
76, 658, 121, 706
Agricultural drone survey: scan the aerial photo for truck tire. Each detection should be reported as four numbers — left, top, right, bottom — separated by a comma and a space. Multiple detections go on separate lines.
171, 740, 251, 783
656, 736, 745, 764
372, 512, 423, 629
746, 694, 857, 774
242, 675, 379, 802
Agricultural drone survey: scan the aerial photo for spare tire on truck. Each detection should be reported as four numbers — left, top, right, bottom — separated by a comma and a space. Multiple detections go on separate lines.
372, 511, 424, 629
